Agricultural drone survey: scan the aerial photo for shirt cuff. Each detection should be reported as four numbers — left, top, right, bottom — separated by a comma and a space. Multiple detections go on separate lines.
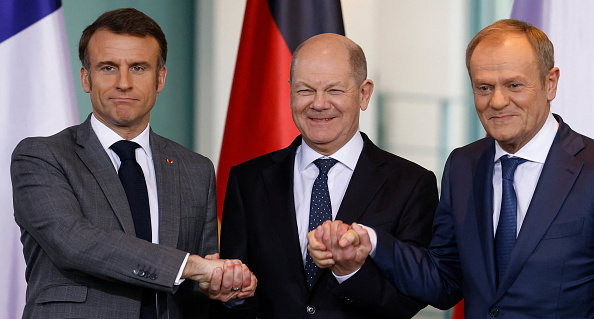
333, 268, 360, 283
174, 253, 190, 285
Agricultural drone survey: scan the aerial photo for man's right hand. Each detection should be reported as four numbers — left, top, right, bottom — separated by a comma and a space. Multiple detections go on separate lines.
182, 253, 257, 302
307, 220, 372, 276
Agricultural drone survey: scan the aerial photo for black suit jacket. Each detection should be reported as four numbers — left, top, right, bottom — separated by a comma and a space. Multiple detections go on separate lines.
374, 115, 594, 318
218, 132, 438, 319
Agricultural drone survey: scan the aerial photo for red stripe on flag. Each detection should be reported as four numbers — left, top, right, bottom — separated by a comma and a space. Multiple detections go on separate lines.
216, 0, 300, 221
452, 298, 464, 318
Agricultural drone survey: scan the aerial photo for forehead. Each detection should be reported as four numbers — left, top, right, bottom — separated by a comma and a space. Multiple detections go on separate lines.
470, 34, 538, 77
293, 42, 351, 79
87, 29, 160, 63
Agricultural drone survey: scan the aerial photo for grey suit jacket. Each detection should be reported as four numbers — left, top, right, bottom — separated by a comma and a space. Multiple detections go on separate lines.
11, 115, 218, 318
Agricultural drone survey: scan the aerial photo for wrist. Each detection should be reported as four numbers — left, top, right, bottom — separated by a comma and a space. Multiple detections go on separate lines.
182, 255, 209, 282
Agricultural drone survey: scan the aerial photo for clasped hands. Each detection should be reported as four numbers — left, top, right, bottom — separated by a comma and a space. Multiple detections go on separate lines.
307, 220, 372, 276
182, 253, 257, 302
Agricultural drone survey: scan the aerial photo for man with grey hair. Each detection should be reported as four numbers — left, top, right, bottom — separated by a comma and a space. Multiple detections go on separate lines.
309, 19, 594, 318
218, 33, 438, 319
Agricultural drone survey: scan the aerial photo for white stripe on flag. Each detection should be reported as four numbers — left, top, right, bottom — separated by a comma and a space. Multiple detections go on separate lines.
0, 6, 78, 318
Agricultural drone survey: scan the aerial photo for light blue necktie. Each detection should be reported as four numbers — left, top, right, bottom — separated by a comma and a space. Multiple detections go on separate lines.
495, 155, 527, 286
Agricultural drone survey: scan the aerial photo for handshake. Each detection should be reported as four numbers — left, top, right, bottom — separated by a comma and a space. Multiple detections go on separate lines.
307, 220, 373, 276
182, 253, 258, 302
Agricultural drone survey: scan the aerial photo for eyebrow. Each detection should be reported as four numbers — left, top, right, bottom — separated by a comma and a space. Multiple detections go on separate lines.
95, 61, 152, 68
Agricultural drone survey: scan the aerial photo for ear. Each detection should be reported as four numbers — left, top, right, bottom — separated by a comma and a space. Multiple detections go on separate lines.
156, 66, 167, 93
359, 79, 374, 111
81, 67, 91, 93
546, 67, 560, 101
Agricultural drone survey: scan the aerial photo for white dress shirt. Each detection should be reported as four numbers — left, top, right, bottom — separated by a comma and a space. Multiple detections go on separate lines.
294, 132, 364, 265
492, 112, 558, 236
91, 114, 187, 284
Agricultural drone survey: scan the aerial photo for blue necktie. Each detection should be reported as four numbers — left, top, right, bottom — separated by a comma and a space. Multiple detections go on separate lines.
495, 155, 527, 286
305, 158, 338, 289
111, 140, 156, 319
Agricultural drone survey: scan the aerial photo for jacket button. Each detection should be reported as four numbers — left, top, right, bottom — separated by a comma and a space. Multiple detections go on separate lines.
149, 273, 158, 280
133, 269, 140, 275
489, 306, 499, 317
306, 306, 316, 314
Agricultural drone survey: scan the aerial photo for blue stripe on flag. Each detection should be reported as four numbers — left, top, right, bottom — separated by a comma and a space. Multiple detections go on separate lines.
0, 0, 62, 44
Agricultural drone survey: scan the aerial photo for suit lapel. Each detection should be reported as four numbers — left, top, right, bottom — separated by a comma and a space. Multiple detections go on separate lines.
261, 139, 306, 283
497, 120, 584, 296
473, 141, 498, 293
150, 132, 181, 248
335, 136, 387, 223
74, 117, 136, 234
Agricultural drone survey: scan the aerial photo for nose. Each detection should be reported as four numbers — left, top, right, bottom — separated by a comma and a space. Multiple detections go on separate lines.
116, 70, 132, 91
489, 87, 508, 110
311, 92, 329, 110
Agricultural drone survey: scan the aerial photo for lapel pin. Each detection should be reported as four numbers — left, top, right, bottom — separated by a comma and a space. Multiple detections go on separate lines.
167, 159, 173, 164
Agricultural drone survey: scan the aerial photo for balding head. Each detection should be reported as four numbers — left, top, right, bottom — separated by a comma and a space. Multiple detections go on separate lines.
288, 33, 374, 155
290, 33, 367, 86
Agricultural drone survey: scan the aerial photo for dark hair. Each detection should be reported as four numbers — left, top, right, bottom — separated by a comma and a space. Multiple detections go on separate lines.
466, 19, 554, 86
290, 34, 367, 86
79, 8, 167, 71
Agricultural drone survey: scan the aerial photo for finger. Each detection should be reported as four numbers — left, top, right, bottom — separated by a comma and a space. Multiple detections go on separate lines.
232, 260, 243, 292
321, 221, 333, 247
307, 228, 326, 250
238, 272, 258, 299
204, 252, 220, 260
309, 251, 335, 268
339, 229, 360, 247
207, 267, 223, 296
336, 222, 349, 237
220, 260, 235, 294
241, 264, 251, 288
352, 223, 372, 248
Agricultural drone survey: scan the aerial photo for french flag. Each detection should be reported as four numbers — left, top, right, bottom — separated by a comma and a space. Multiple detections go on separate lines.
0, 1, 78, 317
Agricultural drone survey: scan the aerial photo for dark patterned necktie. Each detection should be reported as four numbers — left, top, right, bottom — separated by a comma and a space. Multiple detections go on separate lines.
111, 140, 156, 319
495, 155, 527, 286
305, 158, 338, 289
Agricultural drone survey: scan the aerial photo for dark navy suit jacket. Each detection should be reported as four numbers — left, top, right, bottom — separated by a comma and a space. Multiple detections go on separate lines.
374, 115, 594, 318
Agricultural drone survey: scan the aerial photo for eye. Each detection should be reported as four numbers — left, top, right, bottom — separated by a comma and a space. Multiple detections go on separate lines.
297, 89, 313, 96
328, 89, 344, 95
131, 66, 145, 72
509, 83, 522, 91
475, 85, 492, 95
101, 66, 115, 72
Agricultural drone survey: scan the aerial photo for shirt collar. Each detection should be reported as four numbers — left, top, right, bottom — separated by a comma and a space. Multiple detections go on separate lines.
91, 113, 152, 159
296, 131, 364, 173
494, 112, 558, 164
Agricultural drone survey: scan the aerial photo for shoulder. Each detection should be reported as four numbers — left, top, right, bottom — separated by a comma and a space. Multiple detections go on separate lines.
13, 124, 80, 157
232, 141, 298, 173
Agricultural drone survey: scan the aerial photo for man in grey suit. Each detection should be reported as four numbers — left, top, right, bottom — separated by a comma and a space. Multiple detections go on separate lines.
11, 8, 255, 319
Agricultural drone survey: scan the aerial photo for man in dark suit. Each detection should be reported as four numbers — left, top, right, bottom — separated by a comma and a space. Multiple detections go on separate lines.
309, 19, 594, 318
11, 8, 255, 319
217, 33, 438, 318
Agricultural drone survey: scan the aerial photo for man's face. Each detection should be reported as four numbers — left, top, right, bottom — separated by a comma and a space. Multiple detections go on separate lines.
81, 29, 166, 137
290, 39, 373, 155
470, 33, 558, 153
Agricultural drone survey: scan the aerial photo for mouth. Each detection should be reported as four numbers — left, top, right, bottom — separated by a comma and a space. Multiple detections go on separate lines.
489, 114, 517, 122
309, 117, 335, 122
110, 97, 138, 103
